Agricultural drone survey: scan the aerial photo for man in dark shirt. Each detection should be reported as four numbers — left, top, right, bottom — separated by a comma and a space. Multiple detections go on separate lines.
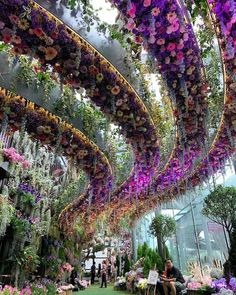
161, 258, 185, 295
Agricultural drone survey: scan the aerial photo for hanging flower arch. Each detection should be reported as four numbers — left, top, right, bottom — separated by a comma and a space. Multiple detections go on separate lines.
108, 0, 236, 229
0, 0, 161, 233
0, 87, 113, 230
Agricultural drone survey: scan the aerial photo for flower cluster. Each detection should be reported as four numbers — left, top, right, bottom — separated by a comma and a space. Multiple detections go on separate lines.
165, 0, 236, 197
61, 262, 74, 273
109, 0, 208, 190
137, 278, 148, 290
108, 0, 236, 225
2, 147, 30, 168
0, 88, 112, 235
18, 182, 41, 203
0, 0, 161, 236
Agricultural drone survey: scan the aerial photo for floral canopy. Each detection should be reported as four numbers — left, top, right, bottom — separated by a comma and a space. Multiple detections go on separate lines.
0, 0, 235, 237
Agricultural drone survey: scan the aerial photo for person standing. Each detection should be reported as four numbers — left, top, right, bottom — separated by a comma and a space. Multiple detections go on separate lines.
91, 262, 96, 285
97, 263, 101, 278
100, 260, 107, 288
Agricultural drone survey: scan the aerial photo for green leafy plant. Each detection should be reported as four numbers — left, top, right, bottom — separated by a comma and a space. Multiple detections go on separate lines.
149, 214, 176, 260
0, 195, 15, 236
16, 246, 40, 274
202, 185, 236, 277
202, 185, 236, 239
11, 215, 31, 235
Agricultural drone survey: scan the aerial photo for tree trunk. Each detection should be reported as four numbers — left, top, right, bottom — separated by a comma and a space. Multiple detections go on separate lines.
157, 237, 163, 259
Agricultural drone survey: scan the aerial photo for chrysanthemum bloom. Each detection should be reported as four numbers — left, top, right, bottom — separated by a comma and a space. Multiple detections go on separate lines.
152, 7, 160, 16
18, 19, 29, 30
45, 47, 58, 60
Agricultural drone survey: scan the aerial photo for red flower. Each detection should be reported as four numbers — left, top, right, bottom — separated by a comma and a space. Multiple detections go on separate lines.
33, 28, 44, 37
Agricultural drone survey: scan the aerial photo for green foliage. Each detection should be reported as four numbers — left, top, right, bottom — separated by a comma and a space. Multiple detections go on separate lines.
137, 243, 163, 274
0, 195, 15, 236
19, 190, 35, 206
202, 185, 236, 236
16, 246, 40, 273
143, 256, 151, 276
149, 214, 176, 243
137, 242, 149, 259
11, 215, 31, 235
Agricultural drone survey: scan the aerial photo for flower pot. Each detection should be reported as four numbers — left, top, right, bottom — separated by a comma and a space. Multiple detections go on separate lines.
66, 290, 72, 295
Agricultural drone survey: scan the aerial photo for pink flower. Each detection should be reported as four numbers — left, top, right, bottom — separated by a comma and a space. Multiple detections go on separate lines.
167, 42, 176, 51
176, 51, 184, 60
143, 0, 151, 7
156, 38, 165, 45
152, 7, 160, 16
126, 18, 135, 30
183, 32, 189, 41
166, 21, 179, 34
128, 2, 136, 18
22, 160, 30, 168
177, 41, 184, 50
9, 14, 19, 24
137, 24, 146, 32
167, 12, 177, 23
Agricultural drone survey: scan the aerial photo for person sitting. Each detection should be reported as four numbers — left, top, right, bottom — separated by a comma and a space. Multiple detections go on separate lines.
161, 258, 185, 295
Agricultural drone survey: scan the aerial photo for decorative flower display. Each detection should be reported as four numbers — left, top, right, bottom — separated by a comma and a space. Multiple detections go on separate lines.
18, 182, 41, 204
1, 147, 30, 168
109, 0, 236, 227
0, 0, 162, 233
0, 87, 112, 234
109, 0, 209, 191
162, 0, 236, 197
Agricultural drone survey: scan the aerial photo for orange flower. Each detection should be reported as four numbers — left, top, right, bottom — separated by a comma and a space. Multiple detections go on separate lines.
111, 85, 120, 95
10, 47, 23, 55
45, 47, 58, 60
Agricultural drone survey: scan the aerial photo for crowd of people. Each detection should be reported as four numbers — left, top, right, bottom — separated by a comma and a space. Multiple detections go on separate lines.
84, 257, 185, 294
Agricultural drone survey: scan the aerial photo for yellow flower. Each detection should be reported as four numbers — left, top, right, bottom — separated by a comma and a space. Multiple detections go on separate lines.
96, 73, 104, 82
18, 19, 29, 30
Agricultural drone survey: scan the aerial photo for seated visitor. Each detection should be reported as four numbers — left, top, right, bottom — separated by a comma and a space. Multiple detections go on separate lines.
161, 258, 185, 295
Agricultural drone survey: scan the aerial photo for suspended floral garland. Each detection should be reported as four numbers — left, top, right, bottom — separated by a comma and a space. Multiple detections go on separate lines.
103, 0, 209, 228
109, 0, 236, 228
163, 0, 236, 196
0, 87, 113, 231
0, 0, 161, 232
108, 0, 209, 190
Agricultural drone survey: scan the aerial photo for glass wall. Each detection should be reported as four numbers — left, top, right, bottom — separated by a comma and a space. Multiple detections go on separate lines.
134, 163, 235, 273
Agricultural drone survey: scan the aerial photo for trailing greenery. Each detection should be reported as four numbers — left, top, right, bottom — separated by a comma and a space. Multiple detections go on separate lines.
0, 195, 15, 237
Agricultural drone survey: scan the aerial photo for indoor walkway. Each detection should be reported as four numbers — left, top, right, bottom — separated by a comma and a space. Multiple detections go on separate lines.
75, 285, 128, 295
